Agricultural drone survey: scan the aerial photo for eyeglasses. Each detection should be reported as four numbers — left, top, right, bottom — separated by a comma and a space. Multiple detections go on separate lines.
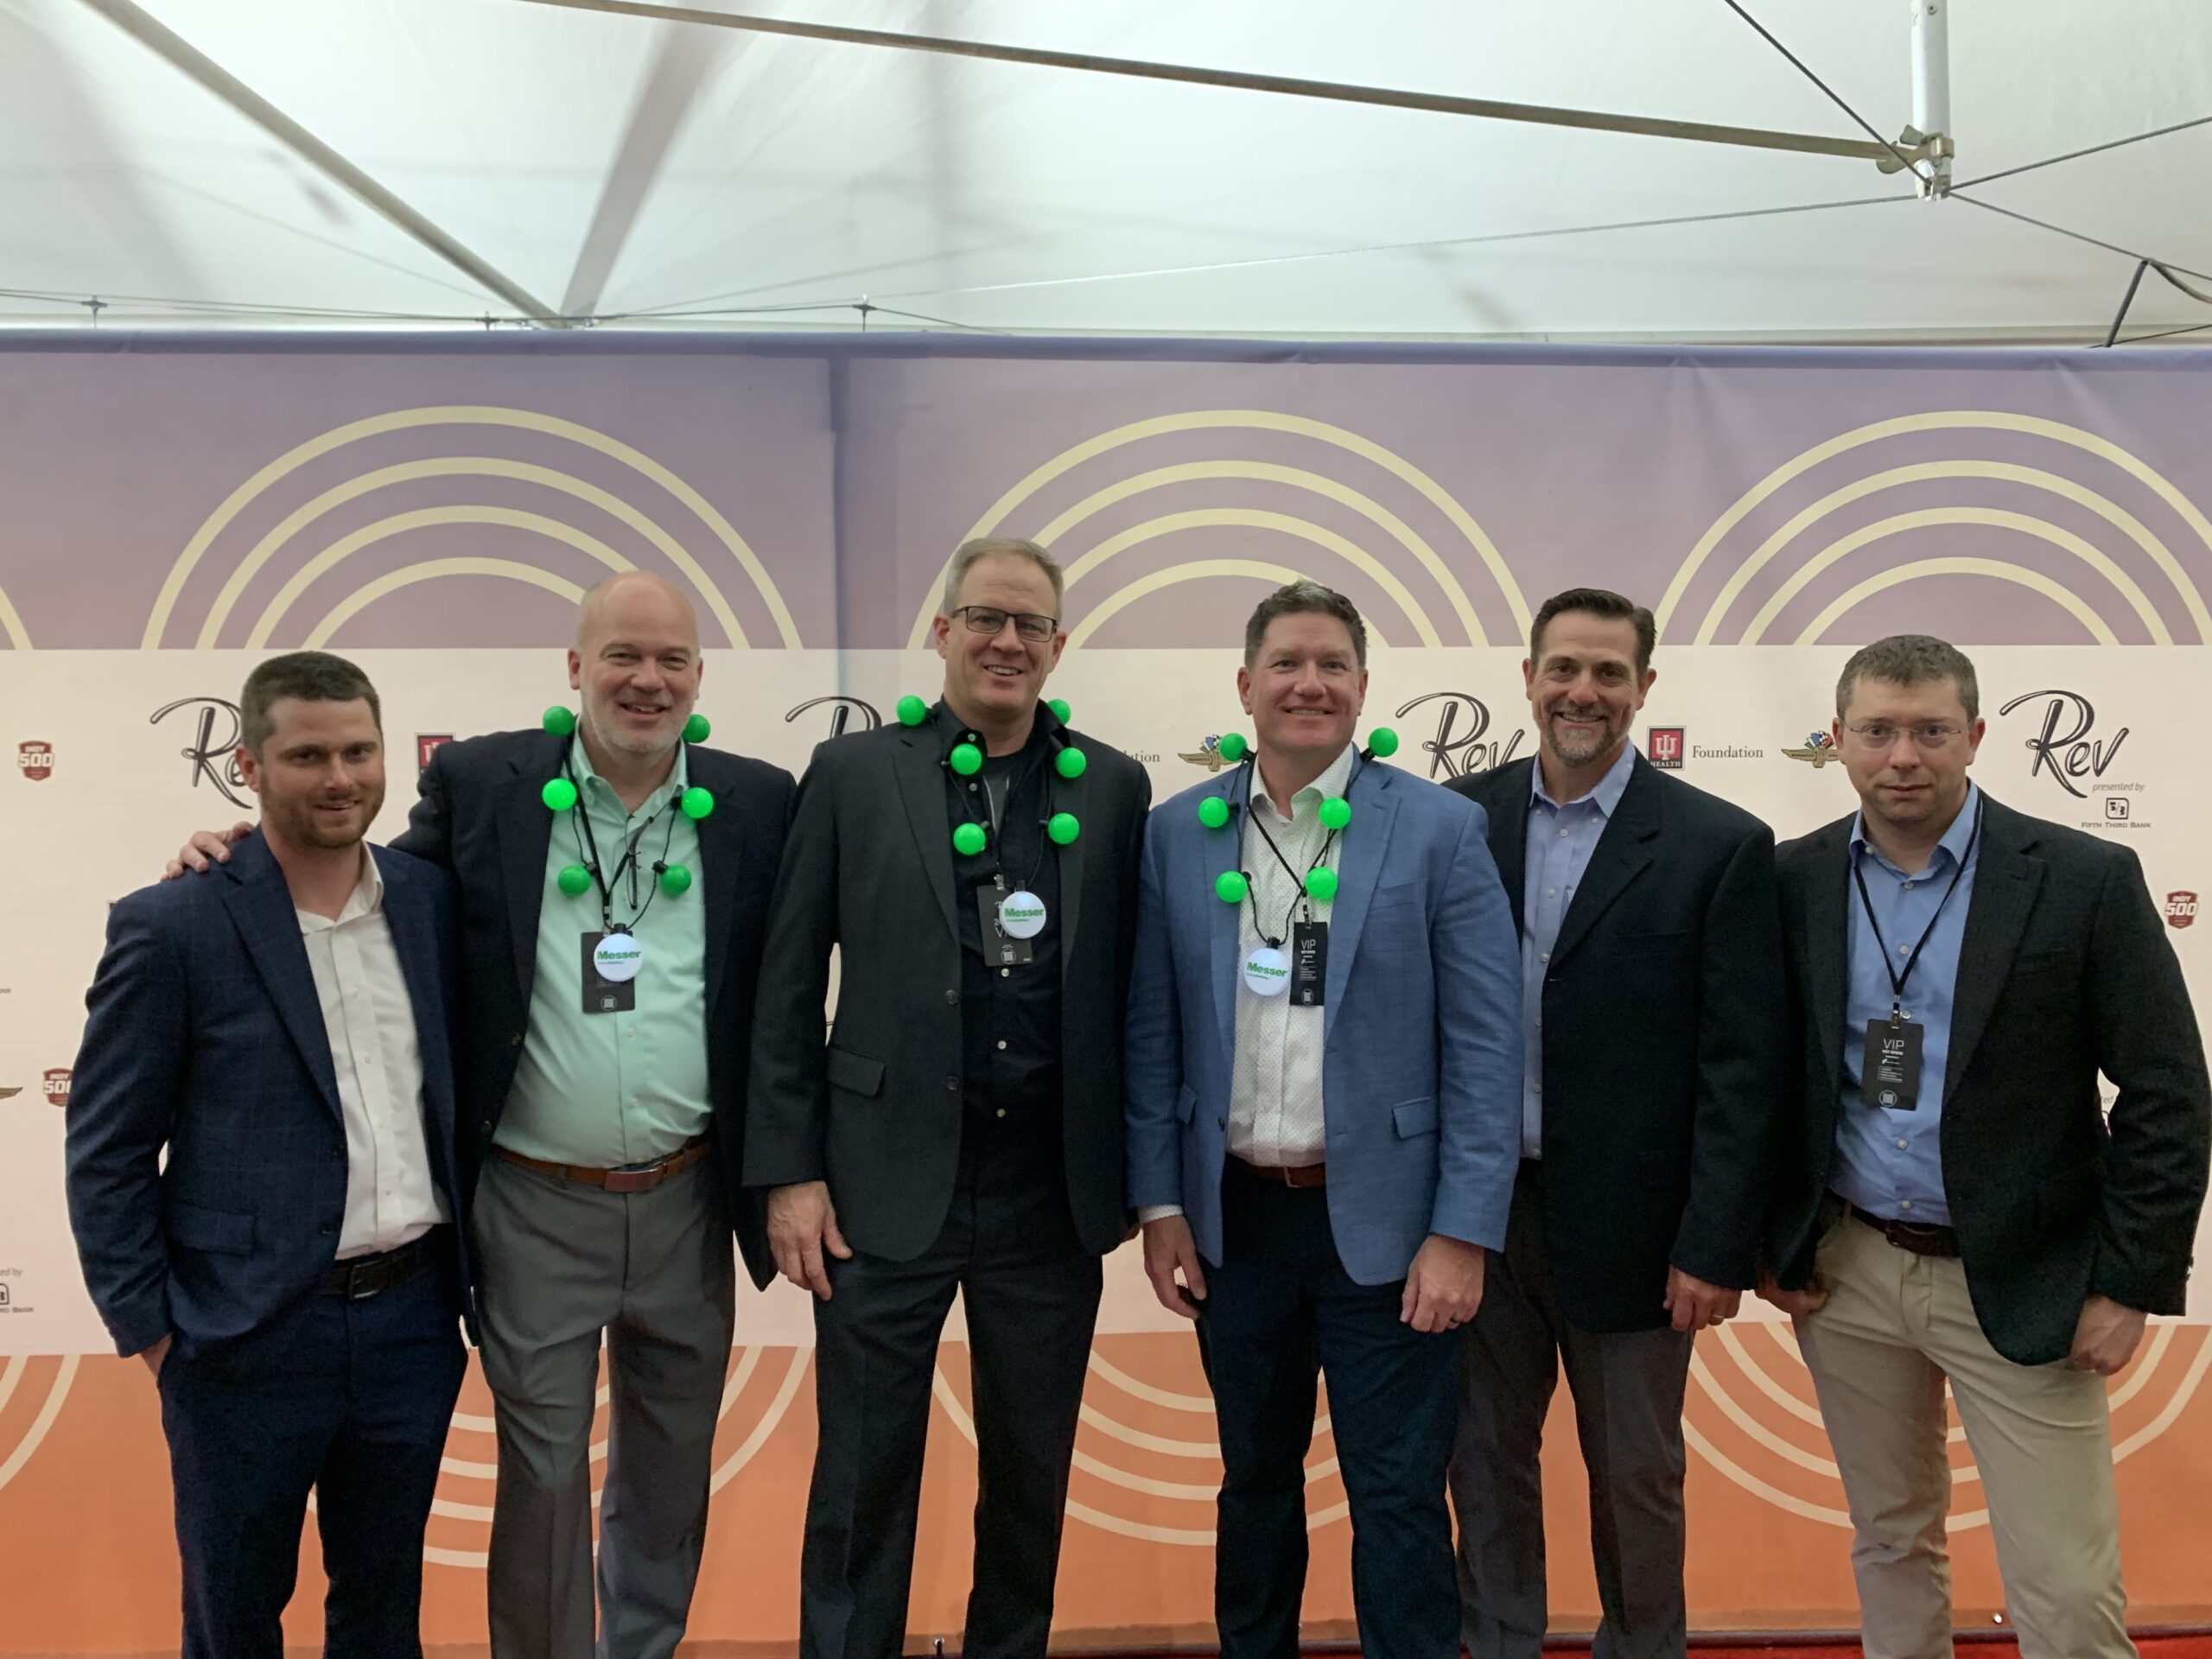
951, 605, 1058, 643
1844, 721, 1966, 751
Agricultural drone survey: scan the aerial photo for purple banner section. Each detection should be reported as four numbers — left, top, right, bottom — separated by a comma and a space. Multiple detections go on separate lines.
2, 334, 2209, 652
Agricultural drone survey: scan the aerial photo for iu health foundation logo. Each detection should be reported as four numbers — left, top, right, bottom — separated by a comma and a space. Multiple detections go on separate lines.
1646, 728, 1684, 770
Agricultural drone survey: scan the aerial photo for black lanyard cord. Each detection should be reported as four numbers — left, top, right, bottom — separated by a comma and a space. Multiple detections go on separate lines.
566, 764, 679, 934
1237, 755, 1352, 948
1851, 796, 1982, 1020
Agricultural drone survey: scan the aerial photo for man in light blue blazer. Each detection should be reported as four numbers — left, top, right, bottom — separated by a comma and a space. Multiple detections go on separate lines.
1126, 581, 1522, 1659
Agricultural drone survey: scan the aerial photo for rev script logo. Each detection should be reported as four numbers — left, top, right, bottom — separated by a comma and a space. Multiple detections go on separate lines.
1997, 689, 2144, 830
1646, 728, 1684, 770
2167, 892, 2199, 931
1784, 731, 1840, 768
786, 696, 882, 743
1393, 693, 1528, 779
151, 696, 251, 809
16, 740, 52, 781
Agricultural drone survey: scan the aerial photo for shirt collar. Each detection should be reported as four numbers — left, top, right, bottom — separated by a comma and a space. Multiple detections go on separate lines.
300, 844, 381, 929
1255, 741, 1357, 822
929, 696, 1059, 758
1530, 739, 1636, 816
1850, 781, 1981, 875
569, 733, 688, 812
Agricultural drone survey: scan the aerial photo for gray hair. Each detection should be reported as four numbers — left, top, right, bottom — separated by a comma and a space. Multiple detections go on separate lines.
1243, 579, 1369, 669
939, 537, 1065, 619
1835, 634, 1980, 721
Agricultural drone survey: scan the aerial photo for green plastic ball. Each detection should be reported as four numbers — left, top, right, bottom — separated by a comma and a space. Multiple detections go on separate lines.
1055, 747, 1087, 780
1048, 698, 1071, 723
658, 862, 693, 896
896, 694, 929, 727
950, 742, 983, 777
1216, 732, 1249, 763
1216, 870, 1249, 905
542, 778, 578, 812
543, 706, 578, 737
1319, 796, 1351, 831
556, 863, 593, 898
683, 713, 711, 744
681, 786, 714, 820
953, 821, 988, 857
1305, 867, 1340, 903
1366, 726, 1400, 758
1198, 796, 1231, 830
1047, 812, 1080, 846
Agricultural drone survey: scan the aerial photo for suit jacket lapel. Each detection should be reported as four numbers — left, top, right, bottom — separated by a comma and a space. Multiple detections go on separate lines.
219, 836, 342, 1123
1056, 735, 1089, 976
1323, 762, 1402, 1044
1942, 800, 2041, 1103
1485, 760, 1534, 938
374, 850, 457, 1177
692, 750, 744, 1014
894, 731, 960, 942
495, 741, 559, 999
1806, 827, 1853, 1100
1548, 756, 1659, 967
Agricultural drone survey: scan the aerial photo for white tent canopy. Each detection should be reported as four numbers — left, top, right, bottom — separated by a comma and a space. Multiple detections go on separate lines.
3, 0, 2209, 341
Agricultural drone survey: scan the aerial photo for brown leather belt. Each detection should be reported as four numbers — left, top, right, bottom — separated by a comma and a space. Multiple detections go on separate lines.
1849, 1203, 1960, 1259
1230, 1154, 1326, 1189
496, 1136, 712, 1195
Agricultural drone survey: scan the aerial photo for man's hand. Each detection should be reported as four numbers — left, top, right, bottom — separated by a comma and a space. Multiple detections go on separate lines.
766, 1180, 852, 1300
1141, 1215, 1208, 1319
164, 822, 253, 880
1755, 1268, 1829, 1320
1664, 1266, 1742, 1333
1401, 1234, 1485, 1333
137, 1334, 173, 1377
2069, 1294, 2146, 1376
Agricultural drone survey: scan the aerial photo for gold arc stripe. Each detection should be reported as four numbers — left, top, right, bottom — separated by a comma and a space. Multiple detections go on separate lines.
199, 457, 744, 649
906, 410, 1517, 648
251, 506, 635, 647
1713, 1325, 1829, 1431
1657, 411, 2212, 644
2112, 1326, 2212, 1461
1742, 508, 2166, 645
0, 584, 29, 650
1688, 1353, 1840, 1478
2106, 1321, 2175, 1414
708, 1348, 812, 1495
144, 405, 798, 649
1066, 561, 1393, 652
1794, 558, 2116, 645
305, 559, 588, 648
1694, 461, 2187, 645
1085, 1352, 1216, 1414
1060, 509, 1440, 645
1682, 1420, 1853, 1529
0, 1357, 78, 1495
0, 1355, 22, 1420
1035, 459, 1472, 638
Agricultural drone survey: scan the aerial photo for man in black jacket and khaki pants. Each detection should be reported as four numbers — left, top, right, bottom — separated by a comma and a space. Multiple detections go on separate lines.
1763, 633, 2209, 1659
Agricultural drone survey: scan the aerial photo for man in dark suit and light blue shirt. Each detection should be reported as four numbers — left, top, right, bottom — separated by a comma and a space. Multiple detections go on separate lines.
69, 652, 468, 1659
1446, 588, 1787, 1659
1126, 580, 1522, 1659
1763, 635, 2209, 1658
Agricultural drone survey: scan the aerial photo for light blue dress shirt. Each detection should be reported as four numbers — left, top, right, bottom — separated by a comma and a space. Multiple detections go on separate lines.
1522, 741, 1637, 1160
1832, 783, 1983, 1226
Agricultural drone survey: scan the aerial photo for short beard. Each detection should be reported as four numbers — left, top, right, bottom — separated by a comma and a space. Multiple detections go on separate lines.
586, 698, 680, 758
1544, 711, 1618, 767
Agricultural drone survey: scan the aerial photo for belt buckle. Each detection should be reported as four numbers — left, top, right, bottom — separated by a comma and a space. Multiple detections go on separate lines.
346, 1260, 387, 1300
603, 1163, 661, 1195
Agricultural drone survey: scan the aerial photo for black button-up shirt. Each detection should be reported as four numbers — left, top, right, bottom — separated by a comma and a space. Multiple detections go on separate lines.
935, 701, 1066, 1122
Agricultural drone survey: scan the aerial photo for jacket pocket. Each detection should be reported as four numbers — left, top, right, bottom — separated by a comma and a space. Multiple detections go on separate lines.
825, 1046, 886, 1099
1392, 1096, 1439, 1138
168, 1201, 255, 1255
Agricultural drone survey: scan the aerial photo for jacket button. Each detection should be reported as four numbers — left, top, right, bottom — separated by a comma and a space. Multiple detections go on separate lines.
331, 1143, 345, 1160
480, 1120, 495, 1136
944, 988, 959, 1004
319, 1222, 335, 1236
511, 1030, 524, 1046
944, 1076, 959, 1092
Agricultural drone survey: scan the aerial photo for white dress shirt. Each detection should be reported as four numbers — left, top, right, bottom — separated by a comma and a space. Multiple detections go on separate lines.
296, 850, 448, 1258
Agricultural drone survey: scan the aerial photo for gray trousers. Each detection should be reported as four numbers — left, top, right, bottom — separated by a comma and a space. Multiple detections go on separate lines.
472, 1152, 736, 1659
1448, 1163, 1694, 1659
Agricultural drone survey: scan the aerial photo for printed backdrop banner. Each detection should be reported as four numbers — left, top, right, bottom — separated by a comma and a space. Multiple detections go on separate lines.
1, 336, 2209, 1646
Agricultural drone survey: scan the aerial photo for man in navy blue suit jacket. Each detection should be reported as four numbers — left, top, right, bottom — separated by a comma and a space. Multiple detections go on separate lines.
67, 652, 468, 1659
1126, 582, 1522, 1659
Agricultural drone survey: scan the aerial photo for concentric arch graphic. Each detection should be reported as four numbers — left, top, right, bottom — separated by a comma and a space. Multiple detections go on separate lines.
1658, 412, 2212, 648
143, 409, 802, 652
1683, 1319, 2212, 1530
931, 1341, 1344, 1547
0, 1355, 79, 1496
906, 412, 1529, 653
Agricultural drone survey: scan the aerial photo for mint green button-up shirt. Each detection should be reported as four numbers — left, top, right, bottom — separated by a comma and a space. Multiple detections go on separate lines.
495, 737, 712, 1166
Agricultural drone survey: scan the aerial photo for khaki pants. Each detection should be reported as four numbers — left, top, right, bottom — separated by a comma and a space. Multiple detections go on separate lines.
1795, 1208, 2132, 1659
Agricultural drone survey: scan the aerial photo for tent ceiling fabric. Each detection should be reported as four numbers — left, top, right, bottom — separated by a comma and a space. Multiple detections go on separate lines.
2, 0, 2208, 340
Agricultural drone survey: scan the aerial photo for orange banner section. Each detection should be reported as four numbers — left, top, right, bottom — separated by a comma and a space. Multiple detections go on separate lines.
3, 1325, 2208, 1650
